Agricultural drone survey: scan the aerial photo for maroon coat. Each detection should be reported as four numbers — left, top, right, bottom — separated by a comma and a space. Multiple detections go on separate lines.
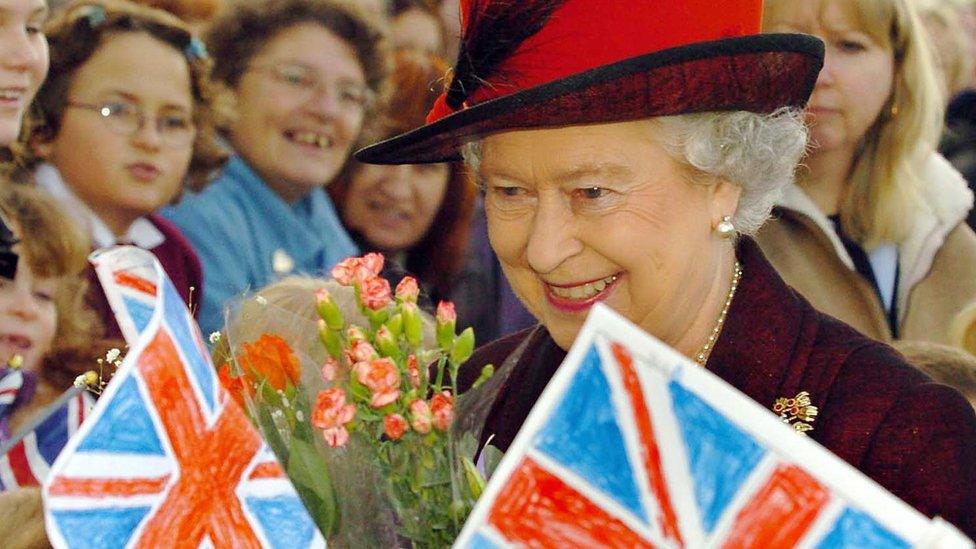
459, 238, 976, 539
86, 214, 203, 339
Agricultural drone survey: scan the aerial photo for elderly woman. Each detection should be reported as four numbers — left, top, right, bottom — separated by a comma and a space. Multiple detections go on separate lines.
356, 0, 976, 538
758, 0, 976, 345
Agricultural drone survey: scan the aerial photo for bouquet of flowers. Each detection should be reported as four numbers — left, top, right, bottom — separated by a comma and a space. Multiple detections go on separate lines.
217, 253, 495, 547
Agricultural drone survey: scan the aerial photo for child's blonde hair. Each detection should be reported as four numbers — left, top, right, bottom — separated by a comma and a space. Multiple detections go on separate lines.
0, 183, 111, 387
894, 339, 976, 408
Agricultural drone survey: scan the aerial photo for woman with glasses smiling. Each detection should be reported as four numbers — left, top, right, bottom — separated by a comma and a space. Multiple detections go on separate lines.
162, 0, 390, 336
23, 0, 225, 339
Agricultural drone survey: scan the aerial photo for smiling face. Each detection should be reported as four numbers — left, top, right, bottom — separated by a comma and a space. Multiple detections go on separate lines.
342, 162, 450, 253
36, 31, 194, 236
229, 23, 368, 203
0, 246, 57, 373
0, 0, 49, 145
765, 0, 895, 158
392, 7, 443, 54
481, 119, 738, 350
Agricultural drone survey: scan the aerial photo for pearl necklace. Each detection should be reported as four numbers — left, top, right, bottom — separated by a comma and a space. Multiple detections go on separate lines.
695, 261, 742, 366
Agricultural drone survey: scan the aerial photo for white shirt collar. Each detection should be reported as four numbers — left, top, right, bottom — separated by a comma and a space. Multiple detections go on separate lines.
34, 163, 165, 249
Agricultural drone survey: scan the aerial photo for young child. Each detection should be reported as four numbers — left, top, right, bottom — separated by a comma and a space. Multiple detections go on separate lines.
25, 0, 225, 337
0, 183, 112, 546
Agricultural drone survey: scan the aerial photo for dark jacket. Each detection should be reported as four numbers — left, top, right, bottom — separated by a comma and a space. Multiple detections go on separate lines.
459, 238, 976, 539
87, 214, 203, 340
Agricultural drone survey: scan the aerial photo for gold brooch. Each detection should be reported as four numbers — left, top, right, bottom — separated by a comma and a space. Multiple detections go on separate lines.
773, 391, 818, 435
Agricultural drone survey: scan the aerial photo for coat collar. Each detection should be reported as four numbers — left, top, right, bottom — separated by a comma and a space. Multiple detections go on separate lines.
218, 155, 358, 271
35, 163, 166, 249
774, 152, 973, 315
516, 238, 810, 413
706, 237, 813, 409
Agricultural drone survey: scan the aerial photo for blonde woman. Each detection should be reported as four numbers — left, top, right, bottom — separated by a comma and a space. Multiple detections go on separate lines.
759, 0, 976, 345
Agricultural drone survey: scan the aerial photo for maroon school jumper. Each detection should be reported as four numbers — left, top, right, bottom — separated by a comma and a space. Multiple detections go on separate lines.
459, 237, 976, 539
87, 214, 203, 339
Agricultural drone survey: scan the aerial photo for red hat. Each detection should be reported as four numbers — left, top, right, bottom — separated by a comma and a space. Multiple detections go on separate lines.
356, 0, 823, 164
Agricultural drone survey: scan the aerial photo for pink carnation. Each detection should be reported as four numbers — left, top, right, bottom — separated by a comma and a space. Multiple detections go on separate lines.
409, 399, 432, 434
312, 388, 356, 447
359, 275, 392, 311
361, 253, 384, 277
322, 427, 350, 448
331, 253, 385, 286
436, 301, 457, 324
384, 413, 409, 440
395, 276, 420, 303
331, 257, 362, 286
406, 354, 421, 389
321, 358, 340, 382
354, 358, 400, 408
346, 325, 367, 342
431, 391, 454, 431
346, 339, 378, 364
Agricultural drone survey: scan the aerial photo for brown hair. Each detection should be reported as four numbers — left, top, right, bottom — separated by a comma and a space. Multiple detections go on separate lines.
129, 0, 225, 24
330, 49, 475, 296
23, 0, 227, 189
0, 183, 111, 388
894, 340, 976, 407
206, 0, 390, 115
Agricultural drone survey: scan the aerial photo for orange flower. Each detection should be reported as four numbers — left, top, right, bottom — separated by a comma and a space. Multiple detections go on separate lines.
431, 391, 454, 431
384, 413, 409, 440
217, 363, 253, 409
354, 357, 400, 408
237, 334, 302, 391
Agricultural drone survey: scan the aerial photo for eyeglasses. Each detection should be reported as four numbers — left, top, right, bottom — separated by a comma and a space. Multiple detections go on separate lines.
65, 101, 197, 147
249, 64, 375, 111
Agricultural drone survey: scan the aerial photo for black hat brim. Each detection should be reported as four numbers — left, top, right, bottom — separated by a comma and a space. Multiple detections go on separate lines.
355, 33, 823, 165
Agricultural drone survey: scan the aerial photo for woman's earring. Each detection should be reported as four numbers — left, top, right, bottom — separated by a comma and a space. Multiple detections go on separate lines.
716, 215, 735, 239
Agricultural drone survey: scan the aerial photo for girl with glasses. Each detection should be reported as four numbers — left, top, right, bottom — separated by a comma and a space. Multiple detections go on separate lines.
23, 0, 225, 339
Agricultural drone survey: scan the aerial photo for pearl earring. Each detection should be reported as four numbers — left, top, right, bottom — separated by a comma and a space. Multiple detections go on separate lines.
716, 215, 735, 239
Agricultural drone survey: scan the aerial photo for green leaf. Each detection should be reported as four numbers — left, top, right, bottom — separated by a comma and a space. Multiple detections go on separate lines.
483, 444, 505, 479
461, 457, 485, 499
286, 437, 339, 535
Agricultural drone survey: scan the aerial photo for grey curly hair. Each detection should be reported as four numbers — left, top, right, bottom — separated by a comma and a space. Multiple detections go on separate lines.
461, 107, 808, 236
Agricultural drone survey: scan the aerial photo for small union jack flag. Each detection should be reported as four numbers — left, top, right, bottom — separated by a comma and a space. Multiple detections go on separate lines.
43, 247, 324, 548
456, 304, 971, 548
0, 368, 92, 490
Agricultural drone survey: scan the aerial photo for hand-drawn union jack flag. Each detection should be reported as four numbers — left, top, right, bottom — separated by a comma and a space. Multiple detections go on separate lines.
0, 368, 92, 490
43, 247, 324, 549
457, 305, 968, 548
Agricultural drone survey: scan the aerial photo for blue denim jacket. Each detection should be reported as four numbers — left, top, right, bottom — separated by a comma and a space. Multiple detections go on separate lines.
162, 155, 358, 335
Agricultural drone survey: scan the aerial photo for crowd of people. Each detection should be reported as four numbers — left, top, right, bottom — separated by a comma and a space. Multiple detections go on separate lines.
1, 0, 976, 544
